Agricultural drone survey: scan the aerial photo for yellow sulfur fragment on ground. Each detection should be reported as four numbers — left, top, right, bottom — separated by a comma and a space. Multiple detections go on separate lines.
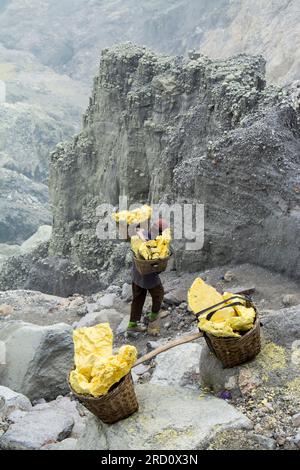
112, 205, 152, 225
69, 324, 137, 397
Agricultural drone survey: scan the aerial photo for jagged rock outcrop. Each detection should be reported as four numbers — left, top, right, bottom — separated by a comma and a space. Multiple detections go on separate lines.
36, 43, 299, 294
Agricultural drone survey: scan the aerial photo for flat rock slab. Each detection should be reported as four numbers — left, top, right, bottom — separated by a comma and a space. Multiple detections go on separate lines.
150, 342, 203, 388
0, 407, 74, 450
77, 384, 251, 450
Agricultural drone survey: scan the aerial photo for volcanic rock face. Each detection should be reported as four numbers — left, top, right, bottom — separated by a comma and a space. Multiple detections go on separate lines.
45, 43, 300, 294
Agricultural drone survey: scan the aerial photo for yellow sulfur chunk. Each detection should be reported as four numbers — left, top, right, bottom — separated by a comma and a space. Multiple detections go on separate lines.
69, 324, 137, 398
188, 278, 235, 318
112, 205, 152, 225
131, 235, 143, 257
69, 370, 91, 395
198, 318, 241, 338
229, 316, 254, 332
73, 324, 113, 379
234, 305, 256, 319
223, 291, 247, 306
132, 228, 171, 261
90, 345, 137, 397
210, 309, 237, 323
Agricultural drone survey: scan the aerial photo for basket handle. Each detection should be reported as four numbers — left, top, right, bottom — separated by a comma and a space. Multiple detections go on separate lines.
195, 295, 253, 320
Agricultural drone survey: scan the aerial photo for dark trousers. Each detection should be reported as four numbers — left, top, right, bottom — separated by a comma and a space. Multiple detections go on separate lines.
130, 282, 164, 323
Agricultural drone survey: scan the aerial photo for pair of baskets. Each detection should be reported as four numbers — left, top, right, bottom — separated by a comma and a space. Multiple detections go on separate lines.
195, 295, 261, 368
69, 372, 138, 425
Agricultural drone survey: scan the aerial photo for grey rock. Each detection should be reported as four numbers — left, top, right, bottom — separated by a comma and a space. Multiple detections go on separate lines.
0, 386, 32, 419
292, 412, 300, 428
106, 285, 121, 295
97, 294, 116, 309
0, 321, 73, 401
295, 433, 300, 449
282, 294, 298, 307
121, 283, 132, 302
133, 364, 151, 376
146, 340, 162, 351
223, 271, 236, 282
0, 407, 74, 450
77, 384, 251, 450
20, 226, 52, 255
74, 308, 123, 331
76, 413, 107, 450
250, 433, 276, 450
116, 315, 130, 335
164, 288, 187, 306
32, 396, 86, 439
151, 342, 203, 388
42, 437, 78, 450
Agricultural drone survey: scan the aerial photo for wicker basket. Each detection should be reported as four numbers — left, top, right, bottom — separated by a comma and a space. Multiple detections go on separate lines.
133, 255, 170, 275
68, 372, 139, 424
197, 295, 261, 368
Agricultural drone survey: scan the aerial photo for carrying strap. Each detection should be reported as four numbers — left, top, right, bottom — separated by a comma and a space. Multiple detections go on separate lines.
195, 295, 254, 321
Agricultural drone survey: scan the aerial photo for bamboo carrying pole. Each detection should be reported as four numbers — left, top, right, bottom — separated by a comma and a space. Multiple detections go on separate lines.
133, 331, 203, 367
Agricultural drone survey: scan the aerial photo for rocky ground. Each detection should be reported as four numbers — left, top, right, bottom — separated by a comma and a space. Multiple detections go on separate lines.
0, 263, 299, 450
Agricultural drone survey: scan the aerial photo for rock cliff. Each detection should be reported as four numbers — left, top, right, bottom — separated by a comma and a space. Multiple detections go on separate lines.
1, 43, 300, 294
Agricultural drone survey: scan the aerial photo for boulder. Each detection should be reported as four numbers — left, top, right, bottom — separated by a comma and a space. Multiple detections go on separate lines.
150, 341, 203, 388
32, 396, 86, 439
20, 225, 52, 255
163, 288, 187, 306
116, 315, 130, 335
292, 413, 300, 428
0, 321, 73, 401
0, 386, 32, 420
121, 283, 132, 302
74, 308, 123, 331
76, 384, 251, 450
97, 294, 116, 309
0, 406, 74, 450
76, 413, 107, 450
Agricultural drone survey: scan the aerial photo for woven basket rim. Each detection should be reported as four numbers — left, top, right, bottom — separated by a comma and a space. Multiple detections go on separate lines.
204, 312, 260, 342
133, 255, 170, 264
68, 371, 132, 403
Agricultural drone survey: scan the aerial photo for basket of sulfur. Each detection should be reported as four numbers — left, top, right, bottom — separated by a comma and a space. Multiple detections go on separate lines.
188, 278, 261, 368
68, 323, 138, 424
131, 227, 172, 275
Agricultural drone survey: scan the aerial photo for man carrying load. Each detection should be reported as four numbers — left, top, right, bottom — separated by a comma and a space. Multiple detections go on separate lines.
127, 217, 169, 336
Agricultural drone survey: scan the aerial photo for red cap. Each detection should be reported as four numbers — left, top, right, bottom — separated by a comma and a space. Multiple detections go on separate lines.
153, 218, 169, 231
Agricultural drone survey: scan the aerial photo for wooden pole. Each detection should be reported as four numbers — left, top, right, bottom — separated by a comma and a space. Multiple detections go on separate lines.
133, 331, 203, 367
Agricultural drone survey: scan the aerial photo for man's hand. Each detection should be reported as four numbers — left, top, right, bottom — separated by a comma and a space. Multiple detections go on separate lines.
136, 228, 147, 242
